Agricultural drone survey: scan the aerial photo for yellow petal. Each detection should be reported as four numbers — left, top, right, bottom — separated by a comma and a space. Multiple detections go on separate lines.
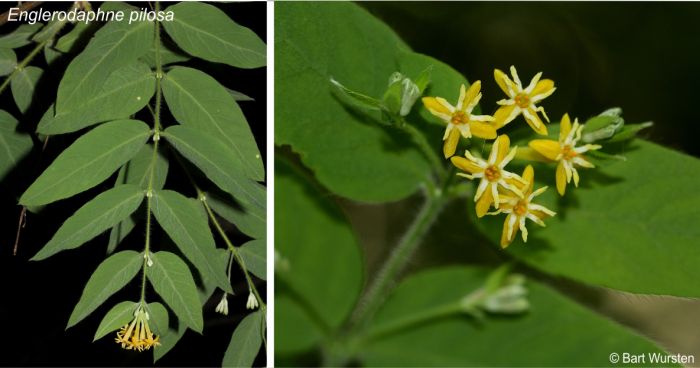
494, 68, 516, 96
443, 128, 460, 158
524, 107, 548, 135
530, 79, 555, 100
495, 135, 511, 163
470, 121, 497, 140
530, 209, 554, 221
500, 214, 518, 248
521, 165, 534, 194
559, 113, 572, 142
556, 161, 567, 196
461, 81, 481, 111
528, 139, 561, 161
493, 104, 517, 129
422, 96, 451, 116
451, 156, 482, 174
475, 187, 493, 218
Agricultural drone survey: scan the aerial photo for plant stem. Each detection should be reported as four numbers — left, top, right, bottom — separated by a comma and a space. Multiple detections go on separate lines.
170, 151, 266, 310
203, 198, 266, 309
349, 184, 448, 330
140, 2, 163, 303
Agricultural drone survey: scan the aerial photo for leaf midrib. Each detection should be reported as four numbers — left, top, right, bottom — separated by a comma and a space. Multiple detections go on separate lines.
152, 255, 200, 330
165, 75, 250, 171
22, 126, 149, 204
156, 193, 224, 288
60, 21, 149, 109
166, 132, 261, 208
172, 17, 265, 58
49, 188, 143, 253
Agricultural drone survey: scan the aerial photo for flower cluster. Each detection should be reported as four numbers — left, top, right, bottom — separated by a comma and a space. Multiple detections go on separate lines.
423, 66, 601, 247
114, 305, 160, 352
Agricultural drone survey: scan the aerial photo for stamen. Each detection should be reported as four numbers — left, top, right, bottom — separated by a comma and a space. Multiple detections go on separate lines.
484, 165, 501, 181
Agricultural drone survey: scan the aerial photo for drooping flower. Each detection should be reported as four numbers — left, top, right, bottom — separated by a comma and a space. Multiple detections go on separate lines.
215, 293, 229, 316
422, 82, 497, 158
246, 289, 259, 310
115, 305, 160, 351
450, 135, 526, 217
493, 66, 556, 135
529, 113, 602, 196
490, 165, 556, 248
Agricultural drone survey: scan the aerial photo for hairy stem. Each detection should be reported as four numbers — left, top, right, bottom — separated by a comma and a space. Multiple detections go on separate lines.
349, 184, 448, 330
140, 1, 163, 302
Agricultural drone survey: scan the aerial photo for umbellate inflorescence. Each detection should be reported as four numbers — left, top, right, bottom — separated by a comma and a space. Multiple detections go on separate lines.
423, 65, 604, 248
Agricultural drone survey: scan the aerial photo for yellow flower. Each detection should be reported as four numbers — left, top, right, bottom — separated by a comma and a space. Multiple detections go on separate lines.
451, 135, 526, 217
491, 165, 556, 248
529, 113, 602, 196
115, 305, 160, 352
422, 82, 497, 158
493, 66, 556, 135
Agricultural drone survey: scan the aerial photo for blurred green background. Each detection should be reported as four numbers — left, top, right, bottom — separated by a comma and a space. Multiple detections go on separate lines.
363, 2, 700, 157
351, 1, 700, 362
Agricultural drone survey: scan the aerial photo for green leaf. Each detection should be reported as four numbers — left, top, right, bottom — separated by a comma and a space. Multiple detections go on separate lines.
20, 119, 151, 206
276, 295, 323, 355
329, 77, 384, 111
10, 66, 43, 114
276, 2, 462, 202
206, 187, 266, 240
115, 144, 169, 190
163, 2, 266, 69
0, 23, 42, 49
94, 301, 138, 341
39, 62, 156, 135
141, 39, 190, 68
476, 140, 700, 298
67, 250, 143, 328
55, 16, 153, 115
147, 251, 203, 333
239, 239, 266, 281
54, 21, 97, 54
222, 311, 264, 368
276, 158, 363, 329
0, 110, 33, 181
162, 66, 263, 181
147, 302, 170, 336
153, 250, 222, 363
31, 184, 145, 261
227, 88, 254, 102
364, 266, 665, 366
152, 190, 232, 293
163, 125, 262, 209
0, 48, 17, 76
107, 145, 168, 253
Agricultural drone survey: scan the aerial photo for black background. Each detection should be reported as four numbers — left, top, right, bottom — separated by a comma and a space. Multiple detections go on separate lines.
0, 2, 266, 367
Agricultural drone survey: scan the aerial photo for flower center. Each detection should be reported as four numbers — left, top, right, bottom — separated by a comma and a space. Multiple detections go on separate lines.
451, 111, 470, 125
484, 165, 501, 181
514, 93, 530, 108
562, 145, 577, 160
514, 200, 528, 216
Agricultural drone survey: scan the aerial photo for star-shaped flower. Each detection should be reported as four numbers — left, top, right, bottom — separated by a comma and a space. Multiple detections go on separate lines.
529, 113, 602, 196
493, 66, 556, 135
451, 135, 526, 217
491, 165, 556, 248
422, 82, 497, 158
